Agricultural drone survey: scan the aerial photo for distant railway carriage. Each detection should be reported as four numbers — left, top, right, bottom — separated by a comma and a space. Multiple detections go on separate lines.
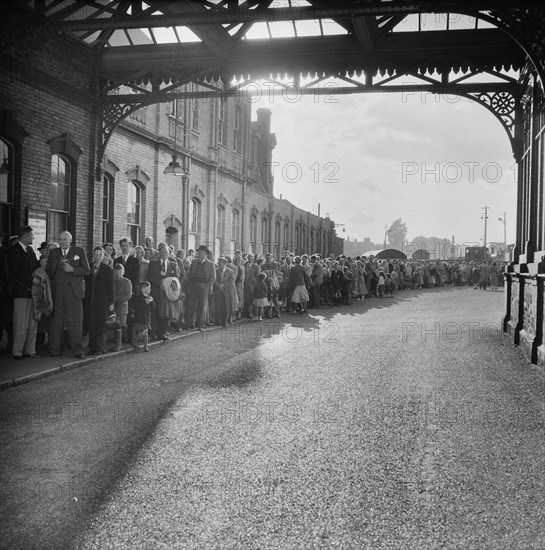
465, 246, 487, 262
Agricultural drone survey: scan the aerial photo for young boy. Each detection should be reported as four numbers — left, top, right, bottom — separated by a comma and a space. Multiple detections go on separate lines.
131, 281, 154, 352
113, 263, 132, 349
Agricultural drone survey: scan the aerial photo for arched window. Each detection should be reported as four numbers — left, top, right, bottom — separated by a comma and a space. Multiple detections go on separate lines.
310, 230, 314, 254
102, 173, 113, 244
232, 209, 241, 249
216, 205, 225, 256
165, 226, 178, 249
189, 198, 201, 250
0, 138, 14, 239
127, 181, 142, 245
274, 220, 281, 259
47, 134, 82, 240
249, 214, 257, 253
50, 154, 71, 241
294, 226, 300, 254
261, 217, 268, 251
284, 221, 290, 251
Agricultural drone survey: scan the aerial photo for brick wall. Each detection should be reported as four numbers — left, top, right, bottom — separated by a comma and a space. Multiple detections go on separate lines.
0, 28, 96, 251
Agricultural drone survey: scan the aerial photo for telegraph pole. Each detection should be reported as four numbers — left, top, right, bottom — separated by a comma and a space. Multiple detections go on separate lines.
482, 205, 489, 255
498, 211, 507, 245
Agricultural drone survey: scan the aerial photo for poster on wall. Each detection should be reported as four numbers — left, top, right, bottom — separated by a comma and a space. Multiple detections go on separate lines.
26, 208, 47, 254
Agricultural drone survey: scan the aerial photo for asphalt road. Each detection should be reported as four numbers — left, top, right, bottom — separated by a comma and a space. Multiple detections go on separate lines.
1, 287, 544, 550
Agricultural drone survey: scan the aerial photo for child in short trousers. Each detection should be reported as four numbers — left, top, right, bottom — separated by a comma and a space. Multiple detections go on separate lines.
131, 281, 154, 352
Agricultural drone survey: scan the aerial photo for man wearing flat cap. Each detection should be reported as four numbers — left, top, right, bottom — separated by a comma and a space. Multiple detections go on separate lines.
184, 245, 215, 330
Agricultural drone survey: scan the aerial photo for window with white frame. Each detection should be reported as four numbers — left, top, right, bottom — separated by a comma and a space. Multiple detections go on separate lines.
216, 205, 225, 255
275, 221, 281, 258
234, 106, 242, 153
0, 138, 14, 239
50, 154, 71, 241
127, 180, 142, 245
261, 217, 268, 251
102, 173, 113, 244
232, 209, 241, 248
218, 97, 227, 145
189, 198, 201, 241
249, 214, 257, 252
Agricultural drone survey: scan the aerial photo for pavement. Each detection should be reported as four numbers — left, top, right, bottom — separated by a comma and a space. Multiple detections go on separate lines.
0, 328, 210, 391
1, 286, 544, 550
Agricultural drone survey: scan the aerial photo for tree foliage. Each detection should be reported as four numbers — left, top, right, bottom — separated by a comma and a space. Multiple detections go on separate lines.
387, 218, 408, 250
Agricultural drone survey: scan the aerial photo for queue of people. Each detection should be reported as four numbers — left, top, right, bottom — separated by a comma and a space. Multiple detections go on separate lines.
0, 226, 506, 361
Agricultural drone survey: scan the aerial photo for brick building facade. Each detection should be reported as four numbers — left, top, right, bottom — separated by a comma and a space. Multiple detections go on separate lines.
0, 26, 336, 259
102, 91, 336, 258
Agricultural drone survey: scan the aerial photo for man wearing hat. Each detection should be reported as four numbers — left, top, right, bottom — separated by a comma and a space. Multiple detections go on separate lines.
184, 245, 215, 330
37, 241, 48, 262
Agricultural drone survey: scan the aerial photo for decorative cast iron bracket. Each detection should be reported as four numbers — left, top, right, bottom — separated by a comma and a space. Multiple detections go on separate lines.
463, 89, 522, 160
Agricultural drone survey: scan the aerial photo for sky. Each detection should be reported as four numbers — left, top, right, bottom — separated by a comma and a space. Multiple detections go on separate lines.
251, 88, 516, 248
122, 2, 517, 248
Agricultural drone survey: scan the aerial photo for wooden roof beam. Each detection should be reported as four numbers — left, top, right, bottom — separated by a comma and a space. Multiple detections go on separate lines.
351, 15, 380, 51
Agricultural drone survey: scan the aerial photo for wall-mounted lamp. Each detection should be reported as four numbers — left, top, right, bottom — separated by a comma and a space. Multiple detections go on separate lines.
164, 155, 186, 177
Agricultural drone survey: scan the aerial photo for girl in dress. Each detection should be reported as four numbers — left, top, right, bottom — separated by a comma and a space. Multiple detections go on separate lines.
252, 272, 269, 321
377, 271, 386, 297
355, 260, 367, 300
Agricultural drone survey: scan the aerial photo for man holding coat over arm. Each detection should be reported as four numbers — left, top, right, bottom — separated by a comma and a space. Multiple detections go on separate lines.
46, 231, 90, 358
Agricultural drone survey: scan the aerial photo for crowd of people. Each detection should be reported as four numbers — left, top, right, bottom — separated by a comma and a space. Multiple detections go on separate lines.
0, 226, 506, 360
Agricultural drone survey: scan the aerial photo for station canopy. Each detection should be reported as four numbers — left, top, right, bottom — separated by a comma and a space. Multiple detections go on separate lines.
11, 0, 540, 92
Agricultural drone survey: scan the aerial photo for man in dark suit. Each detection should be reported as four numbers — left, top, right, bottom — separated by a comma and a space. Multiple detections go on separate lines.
0, 230, 13, 353
184, 245, 216, 330
113, 237, 139, 342
7, 225, 40, 360
83, 246, 114, 354
45, 231, 90, 358
310, 255, 324, 309
148, 244, 179, 340
113, 237, 139, 292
